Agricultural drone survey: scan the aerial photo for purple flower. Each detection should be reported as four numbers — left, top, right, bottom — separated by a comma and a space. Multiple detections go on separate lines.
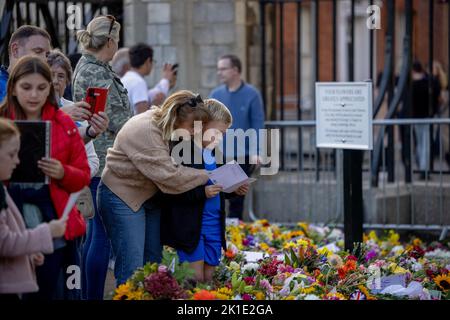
365, 250, 377, 262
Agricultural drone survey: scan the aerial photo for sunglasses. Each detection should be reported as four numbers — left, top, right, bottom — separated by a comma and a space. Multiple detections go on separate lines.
106, 15, 116, 35
185, 94, 203, 108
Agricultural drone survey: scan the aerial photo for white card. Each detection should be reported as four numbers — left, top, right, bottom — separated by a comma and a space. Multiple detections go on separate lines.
60, 190, 83, 221
208, 160, 257, 193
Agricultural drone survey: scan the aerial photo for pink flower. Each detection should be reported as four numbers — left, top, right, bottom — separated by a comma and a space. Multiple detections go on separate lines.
158, 265, 168, 273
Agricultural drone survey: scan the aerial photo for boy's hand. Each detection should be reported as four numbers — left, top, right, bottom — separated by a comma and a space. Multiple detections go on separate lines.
235, 184, 249, 196
205, 185, 222, 198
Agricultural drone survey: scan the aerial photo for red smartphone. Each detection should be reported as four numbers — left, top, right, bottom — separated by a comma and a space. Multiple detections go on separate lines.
85, 87, 108, 117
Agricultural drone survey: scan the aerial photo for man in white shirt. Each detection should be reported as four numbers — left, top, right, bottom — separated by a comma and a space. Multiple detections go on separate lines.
120, 43, 177, 114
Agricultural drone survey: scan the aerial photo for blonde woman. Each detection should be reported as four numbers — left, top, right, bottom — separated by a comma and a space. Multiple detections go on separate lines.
160, 99, 249, 283
98, 90, 212, 286
72, 15, 130, 300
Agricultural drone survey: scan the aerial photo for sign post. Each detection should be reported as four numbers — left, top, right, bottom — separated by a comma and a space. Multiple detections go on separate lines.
316, 82, 373, 252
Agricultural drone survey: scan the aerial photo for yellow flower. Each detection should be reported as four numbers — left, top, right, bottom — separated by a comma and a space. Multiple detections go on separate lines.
284, 241, 297, 250
228, 226, 243, 249
368, 230, 378, 241
358, 285, 376, 300
389, 263, 408, 274
297, 222, 309, 232
388, 230, 400, 245
434, 274, 450, 292
215, 287, 232, 300
254, 291, 265, 300
318, 247, 333, 257
113, 282, 134, 300
260, 242, 270, 252
296, 239, 309, 248
285, 295, 296, 300
127, 288, 145, 300
412, 238, 422, 247
301, 286, 316, 294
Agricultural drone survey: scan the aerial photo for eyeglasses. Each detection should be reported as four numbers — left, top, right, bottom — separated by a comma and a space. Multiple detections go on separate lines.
106, 15, 116, 35
217, 67, 233, 72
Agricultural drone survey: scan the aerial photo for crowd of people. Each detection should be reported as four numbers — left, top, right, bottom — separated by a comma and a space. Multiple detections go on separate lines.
0, 15, 265, 301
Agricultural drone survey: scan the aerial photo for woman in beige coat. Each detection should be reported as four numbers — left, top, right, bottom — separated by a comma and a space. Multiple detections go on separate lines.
98, 90, 212, 286
0, 119, 66, 300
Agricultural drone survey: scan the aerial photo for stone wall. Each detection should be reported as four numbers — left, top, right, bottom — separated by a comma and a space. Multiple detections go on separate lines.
123, 0, 256, 98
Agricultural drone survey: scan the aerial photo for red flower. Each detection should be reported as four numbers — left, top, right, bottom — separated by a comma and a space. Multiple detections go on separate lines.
242, 294, 253, 300
347, 255, 358, 261
409, 246, 425, 259
144, 271, 186, 299
338, 268, 347, 279
244, 277, 255, 285
259, 259, 283, 277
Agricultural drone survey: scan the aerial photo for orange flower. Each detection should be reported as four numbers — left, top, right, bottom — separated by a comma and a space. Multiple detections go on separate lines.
193, 290, 217, 300
345, 260, 357, 272
338, 267, 347, 279
225, 249, 236, 259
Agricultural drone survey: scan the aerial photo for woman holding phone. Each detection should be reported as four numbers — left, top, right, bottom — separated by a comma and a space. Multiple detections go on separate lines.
72, 15, 130, 300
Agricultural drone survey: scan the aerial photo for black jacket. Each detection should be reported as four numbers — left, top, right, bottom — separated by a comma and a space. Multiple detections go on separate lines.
160, 142, 233, 253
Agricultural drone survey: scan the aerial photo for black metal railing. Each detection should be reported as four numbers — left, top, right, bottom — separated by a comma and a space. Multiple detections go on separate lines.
0, 0, 124, 65
258, 0, 450, 183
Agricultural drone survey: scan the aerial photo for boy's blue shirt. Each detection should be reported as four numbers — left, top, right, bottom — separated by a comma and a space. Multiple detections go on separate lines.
202, 148, 221, 227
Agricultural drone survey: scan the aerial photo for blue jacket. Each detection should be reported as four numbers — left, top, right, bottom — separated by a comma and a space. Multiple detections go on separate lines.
0, 65, 9, 102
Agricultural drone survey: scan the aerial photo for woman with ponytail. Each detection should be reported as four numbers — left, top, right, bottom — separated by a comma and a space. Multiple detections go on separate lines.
72, 15, 130, 300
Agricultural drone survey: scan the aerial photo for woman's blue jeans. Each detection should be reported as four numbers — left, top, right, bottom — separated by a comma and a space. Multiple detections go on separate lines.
81, 177, 111, 300
97, 181, 162, 286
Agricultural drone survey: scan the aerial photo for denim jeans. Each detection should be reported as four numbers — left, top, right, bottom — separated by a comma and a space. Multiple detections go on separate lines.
81, 177, 111, 300
97, 181, 162, 286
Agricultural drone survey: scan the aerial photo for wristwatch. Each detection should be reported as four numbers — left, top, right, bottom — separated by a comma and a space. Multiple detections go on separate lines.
85, 125, 97, 139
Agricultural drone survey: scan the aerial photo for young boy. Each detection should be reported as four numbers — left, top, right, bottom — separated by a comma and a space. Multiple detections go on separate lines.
160, 99, 249, 283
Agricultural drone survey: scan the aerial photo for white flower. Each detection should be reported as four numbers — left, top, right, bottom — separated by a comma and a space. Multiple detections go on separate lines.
391, 245, 404, 256
412, 262, 423, 272
229, 261, 240, 271
304, 294, 320, 300
424, 249, 450, 261
242, 263, 260, 273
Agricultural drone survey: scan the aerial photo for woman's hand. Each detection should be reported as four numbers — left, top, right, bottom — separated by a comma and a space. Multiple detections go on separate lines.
31, 253, 45, 266
60, 101, 92, 122
205, 185, 222, 198
38, 158, 65, 180
87, 111, 109, 137
234, 184, 249, 196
